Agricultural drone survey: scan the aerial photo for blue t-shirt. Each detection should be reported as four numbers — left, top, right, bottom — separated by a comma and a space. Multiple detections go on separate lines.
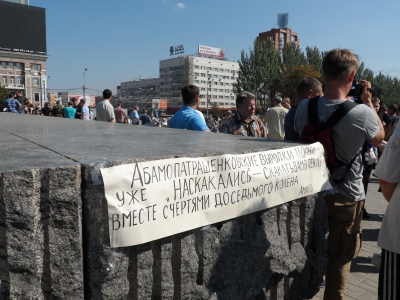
3, 98, 21, 113
169, 106, 209, 131
64, 106, 76, 118
129, 110, 139, 124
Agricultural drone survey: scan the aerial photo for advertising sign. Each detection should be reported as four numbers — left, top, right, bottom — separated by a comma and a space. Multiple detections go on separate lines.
101, 143, 331, 248
170, 45, 185, 56
152, 99, 168, 109
198, 45, 225, 60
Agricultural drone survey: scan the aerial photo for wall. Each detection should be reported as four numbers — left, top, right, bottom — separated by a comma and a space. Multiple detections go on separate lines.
0, 114, 328, 299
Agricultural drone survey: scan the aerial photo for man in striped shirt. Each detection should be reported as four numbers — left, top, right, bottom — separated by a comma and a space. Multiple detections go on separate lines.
220, 91, 267, 138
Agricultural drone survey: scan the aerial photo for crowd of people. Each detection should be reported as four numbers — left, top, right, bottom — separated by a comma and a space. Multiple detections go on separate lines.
2, 47, 400, 300
167, 48, 398, 300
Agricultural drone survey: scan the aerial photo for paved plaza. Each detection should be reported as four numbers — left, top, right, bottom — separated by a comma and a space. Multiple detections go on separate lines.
312, 175, 387, 300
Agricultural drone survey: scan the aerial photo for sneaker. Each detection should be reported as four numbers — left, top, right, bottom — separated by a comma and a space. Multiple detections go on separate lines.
363, 208, 370, 218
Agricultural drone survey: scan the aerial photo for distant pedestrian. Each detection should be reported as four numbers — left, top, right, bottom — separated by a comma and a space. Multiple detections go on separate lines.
282, 97, 291, 109
140, 109, 150, 125
14, 90, 27, 114
129, 106, 140, 125
53, 100, 63, 117
264, 96, 288, 140
96, 89, 115, 122
80, 99, 90, 120
114, 102, 125, 123
64, 102, 76, 119
3, 93, 21, 113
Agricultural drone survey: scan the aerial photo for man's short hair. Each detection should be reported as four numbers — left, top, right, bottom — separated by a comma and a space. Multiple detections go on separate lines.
273, 96, 282, 103
103, 89, 112, 99
9, 93, 14, 98
372, 97, 380, 104
236, 91, 255, 108
117, 102, 121, 106
388, 104, 398, 114
68, 102, 73, 106
135, 106, 139, 110
80, 98, 86, 104
143, 109, 148, 113
297, 77, 322, 97
181, 85, 200, 106
322, 49, 359, 83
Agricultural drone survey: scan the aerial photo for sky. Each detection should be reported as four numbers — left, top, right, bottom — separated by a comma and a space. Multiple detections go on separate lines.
31, 0, 400, 96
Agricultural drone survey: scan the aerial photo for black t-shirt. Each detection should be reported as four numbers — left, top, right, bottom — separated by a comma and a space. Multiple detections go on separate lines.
140, 114, 150, 125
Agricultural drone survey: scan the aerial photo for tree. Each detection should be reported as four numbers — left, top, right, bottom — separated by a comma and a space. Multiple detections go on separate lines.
281, 65, 323, 103
0, 85, 8, 102
234, 39, 280, 108
305, 46, 323, 73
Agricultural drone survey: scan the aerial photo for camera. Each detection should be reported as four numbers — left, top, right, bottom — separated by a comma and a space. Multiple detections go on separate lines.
348, 78, 374, 102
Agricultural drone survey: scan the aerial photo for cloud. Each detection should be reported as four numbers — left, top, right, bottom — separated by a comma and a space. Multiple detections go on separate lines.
176, 2, 185, 9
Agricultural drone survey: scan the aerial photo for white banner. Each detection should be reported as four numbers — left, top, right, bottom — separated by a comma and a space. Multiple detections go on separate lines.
101, 143, 331, 248
198, 45, 225, 59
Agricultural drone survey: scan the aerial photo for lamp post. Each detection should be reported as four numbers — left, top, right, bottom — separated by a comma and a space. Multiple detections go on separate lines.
83, 68, 87, 100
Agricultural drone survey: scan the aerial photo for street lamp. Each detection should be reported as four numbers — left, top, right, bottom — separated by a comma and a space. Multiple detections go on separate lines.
83, 68, 87, 100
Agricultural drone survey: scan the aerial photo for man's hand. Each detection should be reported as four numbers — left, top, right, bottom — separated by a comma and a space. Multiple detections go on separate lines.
360, 80, 373, 107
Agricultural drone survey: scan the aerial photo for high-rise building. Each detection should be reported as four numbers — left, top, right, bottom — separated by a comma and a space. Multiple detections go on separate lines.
120, 54, 239, 113
258, 28, 300, 52
1, 0, 29, 4
0, 1, 48, 106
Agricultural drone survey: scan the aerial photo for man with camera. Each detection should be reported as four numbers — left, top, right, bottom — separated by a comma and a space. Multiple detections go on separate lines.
294, 49, 384, 300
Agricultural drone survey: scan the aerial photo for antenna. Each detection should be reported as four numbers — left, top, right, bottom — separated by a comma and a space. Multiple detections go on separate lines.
277, 13, 289, 28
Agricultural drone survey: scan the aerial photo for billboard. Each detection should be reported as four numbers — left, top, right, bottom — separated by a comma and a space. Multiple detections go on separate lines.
198, 45, 225, 60
152, 99, 168, 109
0, 2, 47, 53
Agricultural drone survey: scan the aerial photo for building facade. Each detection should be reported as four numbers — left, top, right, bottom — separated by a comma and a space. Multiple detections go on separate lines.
0, 50, 49, 105
1, 0, 29, 4
120, 55, 239, 112
258, 28, 300, 52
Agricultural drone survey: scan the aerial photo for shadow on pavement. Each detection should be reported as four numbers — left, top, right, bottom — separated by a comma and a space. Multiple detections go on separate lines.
350, 256, 379, 273
362, 228, 380, 242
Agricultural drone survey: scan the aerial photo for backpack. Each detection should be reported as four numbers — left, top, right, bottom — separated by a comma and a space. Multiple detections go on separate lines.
300, 96, 358, 184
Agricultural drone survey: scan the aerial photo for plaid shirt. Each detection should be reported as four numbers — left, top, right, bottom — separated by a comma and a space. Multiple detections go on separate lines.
114, 107, 125, 123
220, 113, 267, 137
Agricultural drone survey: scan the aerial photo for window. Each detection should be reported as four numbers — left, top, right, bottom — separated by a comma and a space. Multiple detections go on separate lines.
201, 66, 206, 70
34, 93, 39, 102
231, 70, 235, 74
225, 89, 230, 93
16, 63, 21, 70
201, 80, 206, 84
207, 67, 211, 70
1, 62, 6, 69
213, 75, 218, 78
9, 62, 14, 69
17, 77, 22, 84
219, 68, 224, 72
33, 78, 39, 86
231, 77, 235, 80
195, 80, 199, 84
226, 69, 230, 73
224, 97, 229, 100
212, 95, 217, 99
219, 89, 223, 92
219, 75, 223, 79
219, 96, 224, 99
201, 102, 205, 106
200, 95, 205, 98
213, 88, 217, 92
9, 77, 14, 84
219, 82, 224, 86
195, 65, 199, 69
195, 73, 199, 76
219, 102, 224, 105
213, 82, 218, 85
213, 68, 218, 71
2, 76, 6, 84
32, 64, 38, 71
200, 73, 205, 77
201, 88, 205, 91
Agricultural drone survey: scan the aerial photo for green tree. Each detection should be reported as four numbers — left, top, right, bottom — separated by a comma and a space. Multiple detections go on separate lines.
281, 65, 323, 103
305, 46, 323, 73
234, 39, 280, 108
0, 85, 8, 102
